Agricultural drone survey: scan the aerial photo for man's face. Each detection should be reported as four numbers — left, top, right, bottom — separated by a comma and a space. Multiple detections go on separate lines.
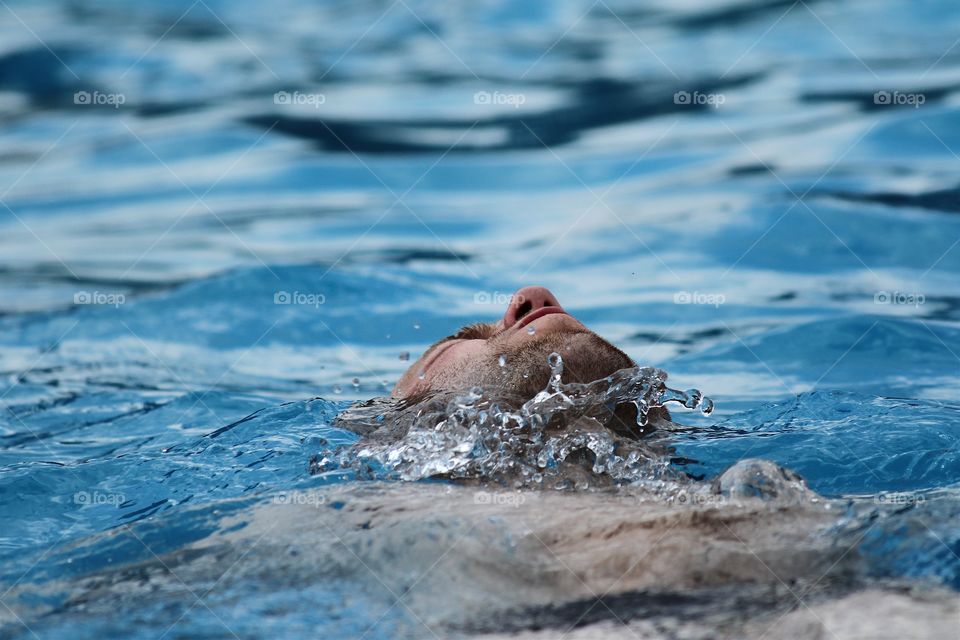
393, 286, 635, 400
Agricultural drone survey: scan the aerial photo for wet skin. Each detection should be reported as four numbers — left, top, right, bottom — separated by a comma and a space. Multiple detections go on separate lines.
333, 286, 666, 444
393, 286, 641, 403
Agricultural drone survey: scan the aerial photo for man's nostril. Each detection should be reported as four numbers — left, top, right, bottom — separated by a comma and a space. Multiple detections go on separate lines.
515, 299, 533, 320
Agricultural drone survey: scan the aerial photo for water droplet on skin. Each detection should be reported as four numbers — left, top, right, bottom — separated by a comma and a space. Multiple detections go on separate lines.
399, 352, 410, 361
332, 385, 342, 394
527, 326, 536, 335
418, 371, 426, 380
498, 355, 506, 367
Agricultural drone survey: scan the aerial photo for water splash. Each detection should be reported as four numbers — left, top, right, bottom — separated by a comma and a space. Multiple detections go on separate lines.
325, 353, 712, 489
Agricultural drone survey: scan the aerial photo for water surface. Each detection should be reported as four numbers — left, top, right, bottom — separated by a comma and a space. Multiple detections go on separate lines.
2, 0, 960, 637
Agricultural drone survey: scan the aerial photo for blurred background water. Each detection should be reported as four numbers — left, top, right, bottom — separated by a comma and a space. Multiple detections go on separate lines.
2, 0, 960, 637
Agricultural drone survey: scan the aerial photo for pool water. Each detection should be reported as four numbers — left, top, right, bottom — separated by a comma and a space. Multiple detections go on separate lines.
2, 0, 960, 637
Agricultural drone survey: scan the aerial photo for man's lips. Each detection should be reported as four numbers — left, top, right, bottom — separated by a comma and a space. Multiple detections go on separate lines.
515, 306, 567, 330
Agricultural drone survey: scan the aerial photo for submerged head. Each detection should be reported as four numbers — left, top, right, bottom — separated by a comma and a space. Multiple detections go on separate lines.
394, 286, 635, 401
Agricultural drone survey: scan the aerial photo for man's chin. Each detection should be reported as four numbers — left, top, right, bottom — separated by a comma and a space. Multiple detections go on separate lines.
490, 330, 634, 395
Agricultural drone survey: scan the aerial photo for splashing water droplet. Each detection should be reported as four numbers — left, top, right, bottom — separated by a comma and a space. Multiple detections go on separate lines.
413, 323, 421, 330
333, 358, 714, 488
547, 352, 564, 392
527, 326, 536, 335
498, 354, 507, 367
684, 389, 702, 410
700, 397, 714, 415
352, 377, 360, 390
399, 352, 410, 361
332, 385, 342, 394
632, 400, 648, 426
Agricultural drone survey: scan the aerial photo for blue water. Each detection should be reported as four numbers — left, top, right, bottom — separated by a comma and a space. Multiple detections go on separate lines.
2, 0, 960, 636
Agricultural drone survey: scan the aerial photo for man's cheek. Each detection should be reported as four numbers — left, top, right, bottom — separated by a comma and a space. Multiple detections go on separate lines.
393, 348, 443, 396
426, 340, 489, 386
436, 340, 486, 373
394, 339, 490, 397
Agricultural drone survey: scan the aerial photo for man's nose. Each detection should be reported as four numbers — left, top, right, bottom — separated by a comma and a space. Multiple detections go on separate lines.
501, 286, 563, 329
